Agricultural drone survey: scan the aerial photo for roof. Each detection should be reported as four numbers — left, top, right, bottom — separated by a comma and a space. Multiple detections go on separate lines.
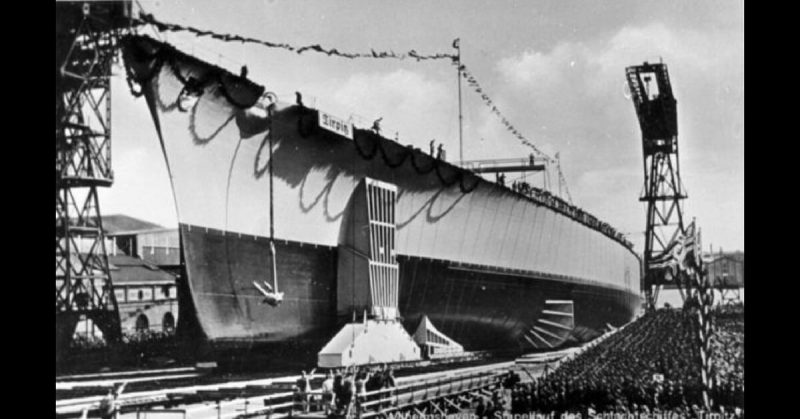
108, 227, 179, 237
100, 214, 163, 235
707, 251, 744, 264
318, 323, 367, 355
108, 254, 175, 284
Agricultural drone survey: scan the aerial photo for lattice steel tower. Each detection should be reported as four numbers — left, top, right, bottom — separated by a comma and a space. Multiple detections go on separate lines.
56, 2, 131, 357
625, 62, 687, 309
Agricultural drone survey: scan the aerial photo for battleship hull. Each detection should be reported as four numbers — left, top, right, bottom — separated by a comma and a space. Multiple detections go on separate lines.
124, 36, 641, 356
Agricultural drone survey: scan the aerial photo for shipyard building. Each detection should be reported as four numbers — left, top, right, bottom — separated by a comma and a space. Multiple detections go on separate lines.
72, 215, 180, 339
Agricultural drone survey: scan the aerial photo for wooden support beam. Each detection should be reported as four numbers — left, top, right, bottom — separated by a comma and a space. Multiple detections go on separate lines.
430, 401, 446, 416
445, 398, 461, 411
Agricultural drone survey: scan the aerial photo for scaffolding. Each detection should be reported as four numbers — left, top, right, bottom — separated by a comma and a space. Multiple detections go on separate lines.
56, 1, 132, 355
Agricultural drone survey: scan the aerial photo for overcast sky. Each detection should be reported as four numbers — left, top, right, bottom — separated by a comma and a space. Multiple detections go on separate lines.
99, 0, 744, 252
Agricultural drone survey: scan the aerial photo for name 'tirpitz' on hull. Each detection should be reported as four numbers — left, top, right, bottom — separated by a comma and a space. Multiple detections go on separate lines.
319, 111, 353, 140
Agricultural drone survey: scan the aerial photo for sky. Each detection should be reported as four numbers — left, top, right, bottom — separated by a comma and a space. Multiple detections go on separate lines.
97, 0, 744, 253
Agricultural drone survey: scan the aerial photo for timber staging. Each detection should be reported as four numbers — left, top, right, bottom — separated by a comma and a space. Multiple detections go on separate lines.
56, 346, 587, 418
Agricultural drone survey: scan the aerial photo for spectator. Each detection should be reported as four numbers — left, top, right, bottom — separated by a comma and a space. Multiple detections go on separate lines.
365, 369, 382, 392
339, 369, 355, 416
497, 173, 506, 186
383, 367, 396, 389
99, 382, 126, 419
332, 370, 344, 413
294, 370, 313, 413
475, 397, 488, 419
355, 368, 370, 399
507, 308, 743, 415
321, 370, 335, 415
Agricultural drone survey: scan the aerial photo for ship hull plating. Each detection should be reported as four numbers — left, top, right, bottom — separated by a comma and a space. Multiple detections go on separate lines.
124, 36, 641, 356
181, 225, 639, 353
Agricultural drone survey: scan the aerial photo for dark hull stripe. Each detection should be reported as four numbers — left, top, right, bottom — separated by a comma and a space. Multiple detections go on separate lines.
180, 225, 640, 353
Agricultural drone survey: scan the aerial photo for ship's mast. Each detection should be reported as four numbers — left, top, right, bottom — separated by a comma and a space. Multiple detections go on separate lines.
454, 38, 464, 164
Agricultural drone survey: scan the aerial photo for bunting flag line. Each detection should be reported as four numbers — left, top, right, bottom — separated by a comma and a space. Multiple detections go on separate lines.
138, 13, 457, 62
136, 11, 552, 160
133, 10, 574, 213
458, 64, 552, 161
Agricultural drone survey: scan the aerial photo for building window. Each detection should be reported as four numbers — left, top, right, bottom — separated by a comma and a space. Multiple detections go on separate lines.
162, 285, 171, 298
135, 314, 149, 332
163, 312, 175, 332
138, 290, 144, 301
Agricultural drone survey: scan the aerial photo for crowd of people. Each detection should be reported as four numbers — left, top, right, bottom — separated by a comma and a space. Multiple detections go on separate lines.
708, 303, 745, 409
64, 329, 181, 372
70, 329, 177, 350
493, 171, 633, 249
295, 365, 398, 417
503, 306, 744, 416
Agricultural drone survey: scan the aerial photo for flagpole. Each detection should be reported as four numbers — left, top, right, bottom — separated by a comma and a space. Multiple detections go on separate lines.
455, 38, 464, 165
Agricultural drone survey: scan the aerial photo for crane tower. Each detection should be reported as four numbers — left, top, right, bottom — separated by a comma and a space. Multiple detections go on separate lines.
56, 1, 131, 359
625, 62, 687, 309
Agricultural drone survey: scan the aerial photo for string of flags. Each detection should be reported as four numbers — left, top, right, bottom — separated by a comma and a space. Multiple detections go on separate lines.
136, 11, 554, 164
138, 13, 457, 62
137, 12, 549, 156
458, 64, 552, 160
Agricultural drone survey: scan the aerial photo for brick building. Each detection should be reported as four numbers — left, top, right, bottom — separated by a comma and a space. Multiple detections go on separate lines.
72, 215, 180, 339
109, 254, 178, 334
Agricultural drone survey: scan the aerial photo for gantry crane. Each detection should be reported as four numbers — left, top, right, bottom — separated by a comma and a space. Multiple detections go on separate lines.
56, 1, 131, 359
625, 61, 687, 309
